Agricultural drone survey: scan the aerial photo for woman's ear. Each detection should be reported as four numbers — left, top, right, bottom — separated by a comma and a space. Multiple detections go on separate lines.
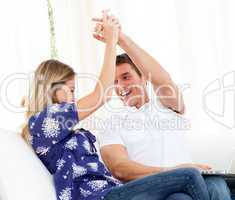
51, 90, 59, 103
49, 84, 61, 104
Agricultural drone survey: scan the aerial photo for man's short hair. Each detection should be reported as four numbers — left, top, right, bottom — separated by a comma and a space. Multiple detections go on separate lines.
116, 53, 142, 77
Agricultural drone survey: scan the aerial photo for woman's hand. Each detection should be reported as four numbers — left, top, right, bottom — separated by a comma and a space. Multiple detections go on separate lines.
92, 10, 121, 45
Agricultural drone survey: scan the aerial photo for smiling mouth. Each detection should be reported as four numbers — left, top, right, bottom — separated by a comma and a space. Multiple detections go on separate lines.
119, 89, 132, 98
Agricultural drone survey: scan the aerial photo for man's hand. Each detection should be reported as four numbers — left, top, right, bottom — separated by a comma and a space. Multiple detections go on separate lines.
174, 163, 212, 171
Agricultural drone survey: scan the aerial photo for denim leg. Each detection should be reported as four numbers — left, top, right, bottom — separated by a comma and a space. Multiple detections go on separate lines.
166, 193, 193, 200
204, 176, 231, 200
231, 194, 235, 200
105, 168, 210, 200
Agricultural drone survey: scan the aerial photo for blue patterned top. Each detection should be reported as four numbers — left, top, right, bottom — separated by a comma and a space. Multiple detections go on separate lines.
28, 102, 122, 200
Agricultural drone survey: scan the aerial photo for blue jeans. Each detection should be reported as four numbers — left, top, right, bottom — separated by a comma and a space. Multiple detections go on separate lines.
104, 168, 209, 200
203, 176, 231, 200
166, 193, 193, 200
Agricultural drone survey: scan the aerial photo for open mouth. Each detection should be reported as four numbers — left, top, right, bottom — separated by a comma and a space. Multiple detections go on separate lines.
119, 88, 132, 98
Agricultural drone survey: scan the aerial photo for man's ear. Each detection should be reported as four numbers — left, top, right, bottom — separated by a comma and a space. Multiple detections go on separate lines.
140, 76, 147, 85
142, 73, 148, 81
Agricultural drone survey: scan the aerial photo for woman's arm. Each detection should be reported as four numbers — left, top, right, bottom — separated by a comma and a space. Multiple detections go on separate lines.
77, 11, 119, 121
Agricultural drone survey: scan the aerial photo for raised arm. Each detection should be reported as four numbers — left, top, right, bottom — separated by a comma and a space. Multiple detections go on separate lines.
118, 34, 185, 114
92, 16, 185, 114
77, 11, 119, 121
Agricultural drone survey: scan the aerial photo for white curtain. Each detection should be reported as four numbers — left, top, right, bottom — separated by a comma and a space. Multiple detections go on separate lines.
0, 0, 235, 169
0, 0, 50, 131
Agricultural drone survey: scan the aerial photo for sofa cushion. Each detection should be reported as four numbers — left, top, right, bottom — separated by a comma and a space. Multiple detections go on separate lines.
0, 129, 56, 200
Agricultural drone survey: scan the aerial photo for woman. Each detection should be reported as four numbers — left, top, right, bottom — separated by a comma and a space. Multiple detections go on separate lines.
22, 10, 210, 200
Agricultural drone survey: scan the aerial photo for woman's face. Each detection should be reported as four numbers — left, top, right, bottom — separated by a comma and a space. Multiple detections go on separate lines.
54, 77, 75, 103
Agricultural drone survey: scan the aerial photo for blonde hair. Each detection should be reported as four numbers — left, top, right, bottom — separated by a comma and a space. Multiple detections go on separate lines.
22, 59, 75, 142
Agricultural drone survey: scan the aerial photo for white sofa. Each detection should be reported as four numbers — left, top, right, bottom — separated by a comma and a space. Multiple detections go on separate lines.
0, 129, 56, 200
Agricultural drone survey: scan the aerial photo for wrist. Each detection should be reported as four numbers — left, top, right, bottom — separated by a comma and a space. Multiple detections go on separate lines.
153, 167, 166, 173
106, 40, 117, 47
118, 33, 130, 47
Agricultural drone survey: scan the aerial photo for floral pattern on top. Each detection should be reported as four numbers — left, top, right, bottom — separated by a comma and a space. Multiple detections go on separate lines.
29, 102, 122, 200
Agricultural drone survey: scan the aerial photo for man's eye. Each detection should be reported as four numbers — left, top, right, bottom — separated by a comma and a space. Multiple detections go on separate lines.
123, 76, 129, 80
71, 89, 74, 93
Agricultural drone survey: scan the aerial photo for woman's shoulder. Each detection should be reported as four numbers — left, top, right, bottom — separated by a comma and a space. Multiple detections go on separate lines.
46, 102, 77, 114
28, 102, 79, 136
30, 102, 77, 119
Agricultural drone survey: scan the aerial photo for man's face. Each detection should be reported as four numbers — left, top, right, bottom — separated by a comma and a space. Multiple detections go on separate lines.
114, 63, 146, 107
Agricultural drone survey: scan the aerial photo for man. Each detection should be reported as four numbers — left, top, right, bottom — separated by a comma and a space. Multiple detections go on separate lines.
93, 17, 232, 200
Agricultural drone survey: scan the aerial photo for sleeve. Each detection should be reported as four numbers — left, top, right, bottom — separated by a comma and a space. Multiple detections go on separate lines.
29, 102, 79, 148
97, 118, 125, 148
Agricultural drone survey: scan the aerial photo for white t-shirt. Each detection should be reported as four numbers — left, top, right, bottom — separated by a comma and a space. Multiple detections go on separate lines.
98, 90, 192, 168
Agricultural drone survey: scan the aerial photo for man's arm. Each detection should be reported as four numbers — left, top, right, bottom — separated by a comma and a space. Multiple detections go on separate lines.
101, 144, 212, 182
100, 144, 162, 182
118, 34, 185, 114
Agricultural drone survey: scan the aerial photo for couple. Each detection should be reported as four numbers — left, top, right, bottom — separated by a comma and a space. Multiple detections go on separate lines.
23, 10, 231, 200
